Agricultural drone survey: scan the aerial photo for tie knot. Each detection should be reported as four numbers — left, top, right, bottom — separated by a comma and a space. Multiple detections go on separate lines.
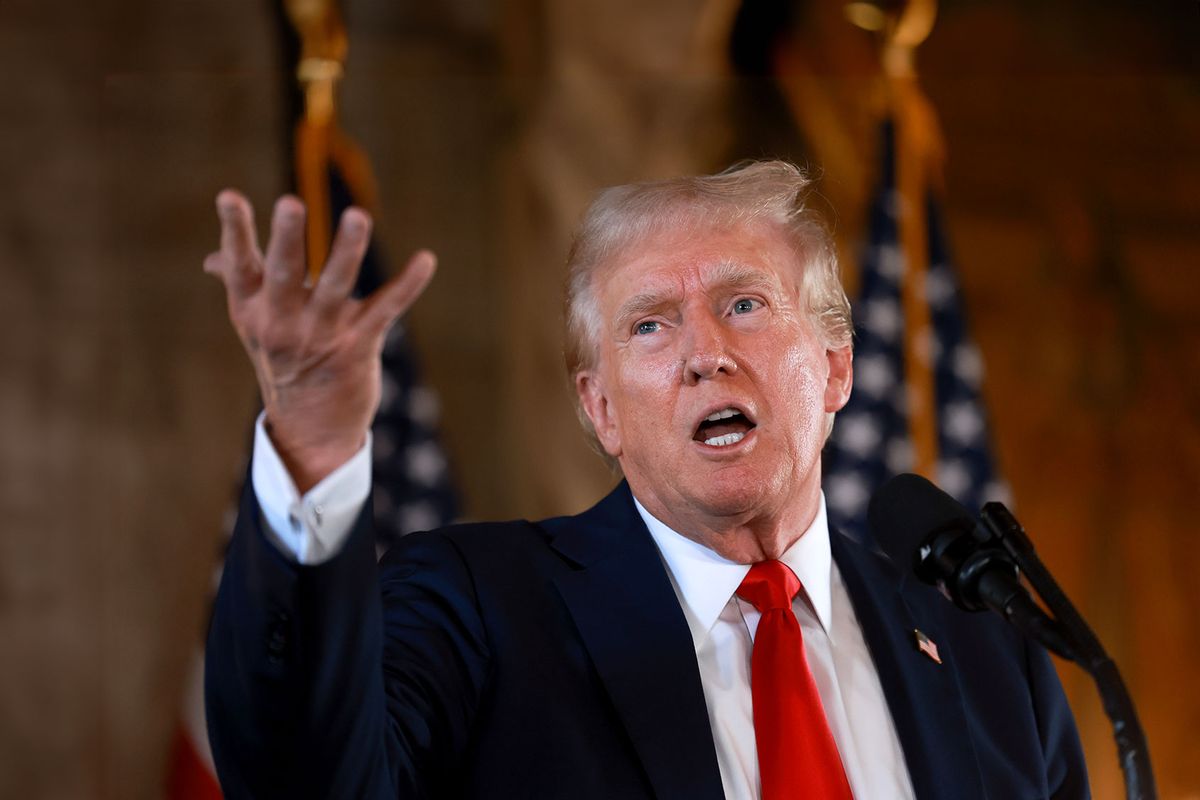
736, 560, 801, 612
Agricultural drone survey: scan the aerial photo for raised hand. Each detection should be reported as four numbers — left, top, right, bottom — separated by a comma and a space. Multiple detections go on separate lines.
204, 190, 436, 493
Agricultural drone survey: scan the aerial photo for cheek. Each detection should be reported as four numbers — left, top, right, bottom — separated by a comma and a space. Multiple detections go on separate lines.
615, 363, 686, 445
775, 345, 829, 428
617, 348, 682, 397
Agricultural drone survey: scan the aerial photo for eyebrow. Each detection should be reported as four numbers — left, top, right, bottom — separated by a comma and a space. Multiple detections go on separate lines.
612, 258, 780, 329
705, 258, 780, 296
615, 290, 676, 329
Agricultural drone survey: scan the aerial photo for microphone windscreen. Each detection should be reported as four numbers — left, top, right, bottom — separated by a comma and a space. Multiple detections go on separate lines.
868, 473, 976, 571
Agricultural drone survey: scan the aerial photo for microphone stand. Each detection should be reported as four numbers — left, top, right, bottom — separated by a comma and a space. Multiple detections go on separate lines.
979, 502, 1157, 800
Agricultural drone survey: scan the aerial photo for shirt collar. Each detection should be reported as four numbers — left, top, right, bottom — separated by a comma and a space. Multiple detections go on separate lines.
634, 492, 835, 650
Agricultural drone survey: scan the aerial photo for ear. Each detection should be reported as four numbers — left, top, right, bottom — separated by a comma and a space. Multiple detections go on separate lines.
575, 370, 623, 458
823, 346, 853, 413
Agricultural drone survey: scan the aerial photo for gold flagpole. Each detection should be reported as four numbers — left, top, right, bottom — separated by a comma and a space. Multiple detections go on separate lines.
851, 0, 944, 480
285, 0, 381, 283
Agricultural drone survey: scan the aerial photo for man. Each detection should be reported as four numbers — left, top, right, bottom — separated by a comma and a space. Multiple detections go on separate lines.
204, 162, 1088, 798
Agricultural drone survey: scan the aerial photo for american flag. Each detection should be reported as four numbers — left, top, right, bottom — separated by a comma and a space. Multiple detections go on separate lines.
914, 629, 942, 665
823, 119, 1006, 544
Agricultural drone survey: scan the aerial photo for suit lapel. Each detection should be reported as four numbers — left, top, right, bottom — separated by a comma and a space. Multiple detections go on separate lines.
543, 483, 726, 800
831, 531, 986, 800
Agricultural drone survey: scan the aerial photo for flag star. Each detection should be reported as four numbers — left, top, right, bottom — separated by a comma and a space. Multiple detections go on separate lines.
397, 501, 439, 534
982, 480, 1013, 508
952, 344, 984, 388
826, 472, 870, 517
875, 244, 905, 283
835, 413, 883, 459
924, 267, 955, 309
943, 401, 985, 446
406, 441, 447, 486
862, 298, 903, 342
885, 437, 915, 473
854, 353, 896, 399
408, 385, 441, 427
937, 459, 972, 500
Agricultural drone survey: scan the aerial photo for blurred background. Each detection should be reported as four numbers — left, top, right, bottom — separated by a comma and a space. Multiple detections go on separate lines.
1, 0, 1198, 797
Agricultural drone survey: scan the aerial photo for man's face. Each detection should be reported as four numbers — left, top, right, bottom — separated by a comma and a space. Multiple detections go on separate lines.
576, 220, 852, 534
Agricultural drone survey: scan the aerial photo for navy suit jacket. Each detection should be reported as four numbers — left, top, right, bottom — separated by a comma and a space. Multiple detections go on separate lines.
206, 480, 1088, 799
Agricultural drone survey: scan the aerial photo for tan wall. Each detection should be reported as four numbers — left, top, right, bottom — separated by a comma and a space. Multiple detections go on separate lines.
0, 1, 1196, 797
0, 1, 281, 797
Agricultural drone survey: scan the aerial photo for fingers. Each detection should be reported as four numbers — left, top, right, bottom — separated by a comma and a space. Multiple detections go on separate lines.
356, 249, 437, 337
311, 207, 372, 318
262, 195, 308, 309
208, 191, 431, 346
209, 189, 262, 298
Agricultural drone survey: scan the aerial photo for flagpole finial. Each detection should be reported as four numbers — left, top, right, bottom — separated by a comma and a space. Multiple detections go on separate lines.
843, 0, 937, 78
284, 0, 348, 124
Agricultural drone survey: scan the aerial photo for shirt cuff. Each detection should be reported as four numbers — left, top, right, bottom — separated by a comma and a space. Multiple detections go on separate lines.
251, 412, 372, 565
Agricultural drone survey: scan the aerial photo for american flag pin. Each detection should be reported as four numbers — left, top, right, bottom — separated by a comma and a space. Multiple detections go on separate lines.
913, 629, 942, 664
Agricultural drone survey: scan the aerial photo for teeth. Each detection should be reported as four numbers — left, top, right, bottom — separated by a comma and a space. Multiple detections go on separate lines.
703, 431, 745, 447
704, 407, 741, 422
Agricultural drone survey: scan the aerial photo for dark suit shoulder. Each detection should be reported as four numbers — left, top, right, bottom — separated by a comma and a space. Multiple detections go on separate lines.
379, 518, 562, 580
379, 481, 635, 579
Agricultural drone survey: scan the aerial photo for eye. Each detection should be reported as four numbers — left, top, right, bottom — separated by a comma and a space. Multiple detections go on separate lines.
635, 320, 661, 335
731, 298, 762, 315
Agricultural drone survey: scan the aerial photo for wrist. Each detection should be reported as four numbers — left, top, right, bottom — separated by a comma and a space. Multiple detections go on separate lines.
263, 415, 367, 494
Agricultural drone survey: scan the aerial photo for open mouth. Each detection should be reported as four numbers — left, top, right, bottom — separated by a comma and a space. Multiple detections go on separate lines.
693, 406, 757, 447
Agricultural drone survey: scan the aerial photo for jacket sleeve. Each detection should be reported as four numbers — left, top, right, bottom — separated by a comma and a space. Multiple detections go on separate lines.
204, 479, 490, 799
1025, 641, 1091, 799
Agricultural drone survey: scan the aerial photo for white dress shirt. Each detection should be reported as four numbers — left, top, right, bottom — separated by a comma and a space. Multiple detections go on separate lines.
633, 496, 915, 800
251, 417, 915, 799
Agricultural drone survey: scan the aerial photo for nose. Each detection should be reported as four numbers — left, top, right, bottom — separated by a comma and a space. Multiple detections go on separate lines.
682, 313, 737, 385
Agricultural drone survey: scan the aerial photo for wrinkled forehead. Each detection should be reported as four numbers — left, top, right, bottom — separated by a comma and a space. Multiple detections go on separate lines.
590, 216, 807, 303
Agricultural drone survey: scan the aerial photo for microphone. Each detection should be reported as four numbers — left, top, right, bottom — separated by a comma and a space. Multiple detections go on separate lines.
869, 473, 1158, 799
868, 473, 1076, 661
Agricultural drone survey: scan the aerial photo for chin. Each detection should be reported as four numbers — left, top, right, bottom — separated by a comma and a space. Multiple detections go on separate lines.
689, 467, 776, 518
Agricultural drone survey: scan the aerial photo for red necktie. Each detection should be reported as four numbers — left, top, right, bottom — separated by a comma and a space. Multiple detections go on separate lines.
738, 560, 854, 800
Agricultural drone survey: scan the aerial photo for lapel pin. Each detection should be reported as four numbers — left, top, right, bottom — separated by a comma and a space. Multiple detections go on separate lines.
913, 629, 942, 664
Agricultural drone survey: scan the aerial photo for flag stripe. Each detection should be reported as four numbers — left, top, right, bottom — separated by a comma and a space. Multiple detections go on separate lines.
165, 722, 222, 800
